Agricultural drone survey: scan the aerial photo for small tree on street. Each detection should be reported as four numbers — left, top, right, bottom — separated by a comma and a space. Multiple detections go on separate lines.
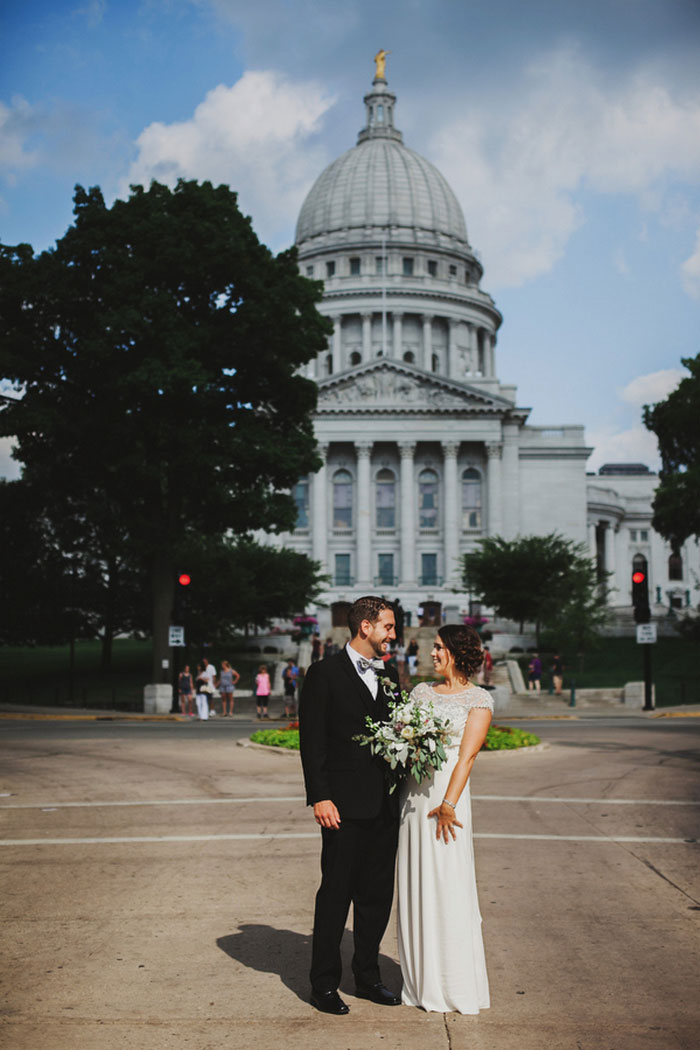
463, 533, 606, 648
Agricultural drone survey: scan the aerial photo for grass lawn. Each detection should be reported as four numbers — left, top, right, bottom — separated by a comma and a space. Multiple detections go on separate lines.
514, 636, 700, 706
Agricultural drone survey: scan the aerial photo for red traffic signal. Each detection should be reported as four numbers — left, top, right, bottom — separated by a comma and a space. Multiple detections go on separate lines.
178, 573, 191, 587
631, 571, 646, 584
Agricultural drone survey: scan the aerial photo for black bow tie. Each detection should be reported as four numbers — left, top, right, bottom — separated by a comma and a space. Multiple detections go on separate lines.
357, 657, 384, 674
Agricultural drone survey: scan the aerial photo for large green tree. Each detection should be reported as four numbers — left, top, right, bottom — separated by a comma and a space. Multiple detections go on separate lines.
0, 180, 330, 679
643, 354, 700, 549
463, 533, 606, 647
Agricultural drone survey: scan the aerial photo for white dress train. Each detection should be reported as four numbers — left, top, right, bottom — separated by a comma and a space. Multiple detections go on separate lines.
397, 682, 493, 1013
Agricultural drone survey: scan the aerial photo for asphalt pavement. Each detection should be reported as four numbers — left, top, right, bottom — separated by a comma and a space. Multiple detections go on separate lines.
1, 702, 699, 1050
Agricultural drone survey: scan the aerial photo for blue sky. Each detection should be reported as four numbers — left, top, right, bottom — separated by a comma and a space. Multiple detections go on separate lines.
2, 0, 700, 477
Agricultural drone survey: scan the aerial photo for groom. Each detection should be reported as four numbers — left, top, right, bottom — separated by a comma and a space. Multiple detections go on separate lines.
299, 595, 402, 1015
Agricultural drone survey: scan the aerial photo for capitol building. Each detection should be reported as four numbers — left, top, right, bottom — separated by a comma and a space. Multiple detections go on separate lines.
276, 66, 698, 633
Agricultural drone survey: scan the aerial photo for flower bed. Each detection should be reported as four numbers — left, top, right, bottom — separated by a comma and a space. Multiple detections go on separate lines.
250, 723, 540, 752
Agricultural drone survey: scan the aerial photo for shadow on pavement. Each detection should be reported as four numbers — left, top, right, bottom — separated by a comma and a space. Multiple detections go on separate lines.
217, 925, 401, 1003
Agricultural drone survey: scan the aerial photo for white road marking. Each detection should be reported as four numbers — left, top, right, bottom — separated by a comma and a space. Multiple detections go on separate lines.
0, 794, 697, 810
0, 832, 696, 847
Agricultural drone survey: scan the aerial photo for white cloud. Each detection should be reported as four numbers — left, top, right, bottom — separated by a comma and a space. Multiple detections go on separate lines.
681, 226, 700, 300
0, 97, 41, 177
0, 437, 21, 481
586, 423, 661, 473
619, 368, 686, 408
124, 71, 336, 249
429, 48, 700, 287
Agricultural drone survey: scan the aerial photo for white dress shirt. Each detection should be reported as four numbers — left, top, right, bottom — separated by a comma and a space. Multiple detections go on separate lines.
345, 642, 379, 700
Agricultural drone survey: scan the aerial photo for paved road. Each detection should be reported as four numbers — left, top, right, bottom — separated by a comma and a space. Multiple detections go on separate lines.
1, 714, 699, 1050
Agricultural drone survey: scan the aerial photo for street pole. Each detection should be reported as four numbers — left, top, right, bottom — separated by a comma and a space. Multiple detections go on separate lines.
643, 642, 654, 711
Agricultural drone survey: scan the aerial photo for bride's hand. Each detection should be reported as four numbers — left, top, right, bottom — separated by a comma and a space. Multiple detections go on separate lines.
428, 802, 463, 843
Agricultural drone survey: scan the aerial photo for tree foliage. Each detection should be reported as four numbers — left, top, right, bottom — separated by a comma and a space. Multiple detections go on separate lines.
0, 180, 330, 677
463, 533, 606, 648
643, 353, 700, 549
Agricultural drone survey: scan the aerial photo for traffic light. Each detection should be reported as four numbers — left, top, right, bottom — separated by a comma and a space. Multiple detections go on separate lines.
173, 573, 191, 620
632, 569, 650, 624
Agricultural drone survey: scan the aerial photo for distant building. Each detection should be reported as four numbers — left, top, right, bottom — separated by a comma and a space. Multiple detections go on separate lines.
273, 69, 697, 632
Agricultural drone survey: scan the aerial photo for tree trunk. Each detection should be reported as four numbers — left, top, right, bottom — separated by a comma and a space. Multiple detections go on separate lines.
100, 556, 117, 672
151, 548, 174, 684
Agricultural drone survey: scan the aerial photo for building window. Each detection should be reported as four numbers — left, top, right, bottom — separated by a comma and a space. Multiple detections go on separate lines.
629, 529, 637, 541
431, 353, 439, 373
427, 259, 437, 277
326, 260, 335, 278
350, 350, 361, 366
377, 553, 394, 586
403, 350, 415, 364
335, 553, 352, 586
462, 468, 482, 529
349, 257, 361, 275
326, 354, 333, 375
640, 529, 649, 541
421, 553, 438, 586
377, 104, 384, 121
375, 256, 384, 275
293, 479, 309, 528
449, 264, 457, 276
376, 468, 396, 528
306, 265, 314, 277
669, 553, 683, 580
333, 469, 353, 528
419, 468, 439, 528
402, 257, 414, 276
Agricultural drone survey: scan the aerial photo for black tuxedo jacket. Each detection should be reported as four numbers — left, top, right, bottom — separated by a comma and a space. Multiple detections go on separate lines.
299, 649, 400, 820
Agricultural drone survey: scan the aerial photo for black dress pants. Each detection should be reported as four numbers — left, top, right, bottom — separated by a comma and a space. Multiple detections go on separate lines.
310, 797, 399, 993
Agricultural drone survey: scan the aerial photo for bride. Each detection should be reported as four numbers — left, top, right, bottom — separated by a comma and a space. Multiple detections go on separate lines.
397, 623, 493, 1013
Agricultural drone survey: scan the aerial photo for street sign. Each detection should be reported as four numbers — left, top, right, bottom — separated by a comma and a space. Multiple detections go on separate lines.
169, 625, 186, 647
636, 623, 657, 644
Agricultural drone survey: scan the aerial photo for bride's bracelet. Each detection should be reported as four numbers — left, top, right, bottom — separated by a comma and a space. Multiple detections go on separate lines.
442, 798, 456, 809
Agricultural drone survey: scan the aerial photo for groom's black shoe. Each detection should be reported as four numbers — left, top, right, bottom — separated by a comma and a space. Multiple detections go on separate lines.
310, 990, 349, 1015
355, 982, 401, 1006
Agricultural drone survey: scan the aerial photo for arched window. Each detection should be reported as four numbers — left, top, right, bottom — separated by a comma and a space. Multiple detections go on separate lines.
668, 553, 683, 580
375, 468, 396, 528
350, 351, 361, 366
403, 350, 415, 364
431, 353, 439, 373
419, 468, 439, 528
461, 468, 482, 529
293, 479, 309, 529
333, 469, 353, 528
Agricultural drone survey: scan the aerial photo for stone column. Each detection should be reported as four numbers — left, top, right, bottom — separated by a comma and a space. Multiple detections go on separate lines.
603, 521, 616, 589
485, 442, 503, 536
487, 332, 496, 377
399, 442, 417, 585
332, 316, 342, 374
392, 312, 403, 359
442, 441, 460, 584
501, 422, 520, 539
422, 314, 433, 371
312, 443, 328, 571
588, 521, 597, 562
448, 320, 459, 380
362, 312, 372, 361
356, 441, 373, 586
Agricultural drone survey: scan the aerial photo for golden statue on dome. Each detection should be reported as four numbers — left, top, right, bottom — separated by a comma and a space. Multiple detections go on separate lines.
374, 49, 390, 80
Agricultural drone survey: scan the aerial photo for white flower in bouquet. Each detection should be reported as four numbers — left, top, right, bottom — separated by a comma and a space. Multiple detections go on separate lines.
353, 678, 453, 792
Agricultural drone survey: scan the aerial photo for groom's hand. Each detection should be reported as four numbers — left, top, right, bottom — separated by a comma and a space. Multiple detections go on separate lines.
313, 800, 341, 830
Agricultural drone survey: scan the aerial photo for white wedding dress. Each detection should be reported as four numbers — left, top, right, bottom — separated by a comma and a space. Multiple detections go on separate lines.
397, 682, 493, 1013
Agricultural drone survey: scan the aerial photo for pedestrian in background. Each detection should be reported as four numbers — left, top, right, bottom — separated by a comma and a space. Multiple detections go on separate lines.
178, 665, 194, 717
200, 657, 217, 715
283, 659, 299, 720
195, 661, 211, 720
528, 653, 542, 694
550, 653, 563, 696
406, 638, 419, 675
218, 660, 240, 716
255, 664, 271, 719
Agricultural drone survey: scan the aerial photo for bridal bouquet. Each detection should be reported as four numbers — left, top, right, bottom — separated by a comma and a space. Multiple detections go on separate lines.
353, 679, 453, 792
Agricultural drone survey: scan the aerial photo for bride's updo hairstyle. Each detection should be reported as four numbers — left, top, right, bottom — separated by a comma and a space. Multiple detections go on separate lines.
438, 624, 483, 679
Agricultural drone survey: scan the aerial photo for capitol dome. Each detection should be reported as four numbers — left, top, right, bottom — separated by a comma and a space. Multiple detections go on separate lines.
295, 77, 470, 251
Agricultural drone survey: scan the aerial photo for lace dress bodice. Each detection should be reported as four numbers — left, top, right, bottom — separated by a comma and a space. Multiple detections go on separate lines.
410, 682, 493, 747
